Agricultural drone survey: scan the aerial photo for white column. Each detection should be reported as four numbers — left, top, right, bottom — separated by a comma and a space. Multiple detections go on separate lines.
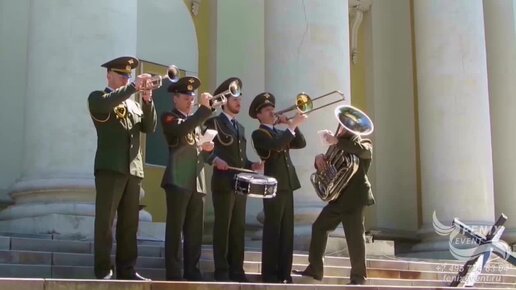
365, 0, 419, 233
412, 0, 495, 251
484, 0, 516, 244
0, 0, 154, 239
264, 0, 350, 250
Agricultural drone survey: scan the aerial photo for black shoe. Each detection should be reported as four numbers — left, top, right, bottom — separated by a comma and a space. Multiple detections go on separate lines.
118, 272, 151, 281
98, 269, 113, 280
292, 268, 323, 281
347, 279, 366, 285
214, 271, 231, 282
184, 273, 204, 281
262, 276, 281, 283
166, 276, 186, 281
229, 273, 249, 283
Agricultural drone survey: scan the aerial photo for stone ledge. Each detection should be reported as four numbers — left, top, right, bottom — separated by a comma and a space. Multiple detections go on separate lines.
0, 214, 164, 240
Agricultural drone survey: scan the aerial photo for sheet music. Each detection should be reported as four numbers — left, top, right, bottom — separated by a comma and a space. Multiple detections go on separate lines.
199, 129, 218, 144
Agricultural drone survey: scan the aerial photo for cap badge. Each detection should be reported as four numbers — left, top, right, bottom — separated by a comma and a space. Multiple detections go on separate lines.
187, 85, 193, 90
264, 93, 270, 99
128, 59, 134, 64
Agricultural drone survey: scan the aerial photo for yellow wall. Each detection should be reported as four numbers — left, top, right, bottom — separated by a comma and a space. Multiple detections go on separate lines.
350, 23, 368, 111
184, 0, 213, 93
142, 165, 167, 222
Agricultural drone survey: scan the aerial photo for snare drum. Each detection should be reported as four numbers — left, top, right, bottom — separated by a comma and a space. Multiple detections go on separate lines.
234, 173, 277, 199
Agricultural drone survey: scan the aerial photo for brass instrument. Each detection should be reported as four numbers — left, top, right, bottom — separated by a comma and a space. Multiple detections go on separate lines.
195, 79, 241, 109
275, 90, 345, 119
310, 104, 374, 202
140, 65, 180, 91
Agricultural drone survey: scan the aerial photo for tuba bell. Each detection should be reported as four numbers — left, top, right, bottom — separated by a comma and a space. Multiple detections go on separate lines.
310, 104, 374, 202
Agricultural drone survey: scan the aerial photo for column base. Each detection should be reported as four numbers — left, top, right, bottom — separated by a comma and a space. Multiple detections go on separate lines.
0, 213, 164, 241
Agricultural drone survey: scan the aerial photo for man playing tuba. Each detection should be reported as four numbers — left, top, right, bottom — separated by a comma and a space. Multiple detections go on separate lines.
293, 123, 375, 285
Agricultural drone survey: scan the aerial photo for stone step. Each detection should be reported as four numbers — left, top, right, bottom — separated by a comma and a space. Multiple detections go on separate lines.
0, 278, 507, 290
1, 258, 514, 288
2, 246, 514, 280
8, 237, 163, 257
2, 236, 515, 287
0, 268, 512, 289
0, 250, 51, 265
53, 252, 165, 268
0, 264, 51, 278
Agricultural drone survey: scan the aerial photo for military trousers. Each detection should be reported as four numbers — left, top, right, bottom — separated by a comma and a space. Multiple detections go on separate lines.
261, 189, 294, 283
212, 188, 247, 280
94, 170, 141, 279
308, 204, 367, 282
164, 185, 205, 281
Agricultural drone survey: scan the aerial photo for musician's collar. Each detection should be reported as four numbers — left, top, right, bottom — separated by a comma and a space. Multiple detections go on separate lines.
222, 111, 236, 122
175, 108, 189, 118
262, 124, 274, 131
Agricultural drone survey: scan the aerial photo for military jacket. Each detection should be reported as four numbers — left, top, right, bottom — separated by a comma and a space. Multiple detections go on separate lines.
160, 106, 212, 193
204, 113, 253, 193
332, 135, 375, 209
88, 84, 157, 178
252, 125, 306, 192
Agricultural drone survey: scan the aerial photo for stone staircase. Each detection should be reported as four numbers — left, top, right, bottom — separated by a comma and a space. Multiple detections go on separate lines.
0, 233, 514, 290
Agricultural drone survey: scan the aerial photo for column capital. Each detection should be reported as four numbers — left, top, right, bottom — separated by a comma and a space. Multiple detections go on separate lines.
349, 0, 372, 64
191, 0, 201, 16
349, 0, 372, 13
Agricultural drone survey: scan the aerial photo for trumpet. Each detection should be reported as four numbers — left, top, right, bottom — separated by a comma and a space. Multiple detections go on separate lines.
140, 65, 179, 91
275, 90, 345, 120
195, 79, 241, 109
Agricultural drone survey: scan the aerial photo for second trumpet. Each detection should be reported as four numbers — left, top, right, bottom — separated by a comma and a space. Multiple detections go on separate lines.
195, 79, 241, 109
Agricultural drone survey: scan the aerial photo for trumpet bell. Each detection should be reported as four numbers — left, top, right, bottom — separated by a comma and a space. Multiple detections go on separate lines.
167, 65, 179, 83
335, 105, 374, 136
210, 80, 241, 108
295, 93, 313, 113
228, 80, 241, 97
143, 64, 180, 91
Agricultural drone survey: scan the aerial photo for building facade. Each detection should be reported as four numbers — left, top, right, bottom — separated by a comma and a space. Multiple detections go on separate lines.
0, 0, 514, 254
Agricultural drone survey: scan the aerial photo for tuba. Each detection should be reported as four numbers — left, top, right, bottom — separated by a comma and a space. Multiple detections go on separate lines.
310, 104, 374, 202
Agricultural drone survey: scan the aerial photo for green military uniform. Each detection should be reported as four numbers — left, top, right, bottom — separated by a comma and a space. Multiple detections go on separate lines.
88, 56, 157, 279
249, 92, 306, 283
160, 76, 212, 281
298, 131, 374, 284
203, 77, 253, 282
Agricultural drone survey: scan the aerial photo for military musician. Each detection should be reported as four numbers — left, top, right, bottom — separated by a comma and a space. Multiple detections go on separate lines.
160, 76, 214, 281
249, 92, 307, 283
88, 56, 155, 280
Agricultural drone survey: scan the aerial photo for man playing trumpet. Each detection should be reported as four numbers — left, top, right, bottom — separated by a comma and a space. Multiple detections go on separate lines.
160, 76, 214, 281
293, 125, 375, 285
88, 56, 155, 280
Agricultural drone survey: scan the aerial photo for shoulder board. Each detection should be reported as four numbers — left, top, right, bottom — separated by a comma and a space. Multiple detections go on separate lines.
257, 128, 273, 138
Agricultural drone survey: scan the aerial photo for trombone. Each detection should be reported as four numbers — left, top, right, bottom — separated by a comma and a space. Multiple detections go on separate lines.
195, 79, 241, 109
140, 65, 180, 91
275, 90, 345, 119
